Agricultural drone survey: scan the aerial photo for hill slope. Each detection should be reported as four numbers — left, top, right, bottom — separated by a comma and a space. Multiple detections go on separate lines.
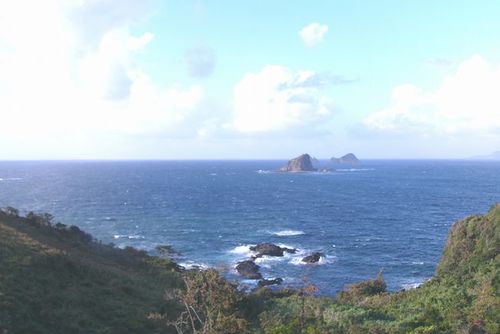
0, 210, 182, 334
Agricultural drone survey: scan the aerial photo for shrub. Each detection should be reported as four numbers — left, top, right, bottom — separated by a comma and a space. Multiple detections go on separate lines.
338, 272, 387, 304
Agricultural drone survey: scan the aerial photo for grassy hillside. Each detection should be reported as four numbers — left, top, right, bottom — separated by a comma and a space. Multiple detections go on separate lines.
0, 209, 183, 334
1, 204, 498, 333
258, 204, 499, 333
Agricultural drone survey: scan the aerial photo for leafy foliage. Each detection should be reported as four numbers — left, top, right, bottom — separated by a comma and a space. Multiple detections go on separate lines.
0, 210, 183, 334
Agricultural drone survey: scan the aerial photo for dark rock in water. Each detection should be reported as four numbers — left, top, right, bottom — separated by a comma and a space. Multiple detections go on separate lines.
331, 153, 360, 164
258, 277, 284, 288
250, 243, 296, 257
279, 154, 316, 172
155, 244, 181, 258
302, 252, 324, 263
235, 260, 262, 279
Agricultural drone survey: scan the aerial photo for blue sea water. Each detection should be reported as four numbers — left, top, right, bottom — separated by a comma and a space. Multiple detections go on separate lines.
0, 160, 498, 295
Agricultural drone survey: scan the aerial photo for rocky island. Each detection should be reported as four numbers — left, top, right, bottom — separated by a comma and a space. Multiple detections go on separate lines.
279, 153, 316, 172
331, 153, 360, 164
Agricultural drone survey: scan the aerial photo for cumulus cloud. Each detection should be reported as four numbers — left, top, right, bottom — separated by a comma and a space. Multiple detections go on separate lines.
0, 0, 207, 151
299, 23, 328, 47
364, 55, 500, 136
231, 66, 334, 133
184, 45, 216, 78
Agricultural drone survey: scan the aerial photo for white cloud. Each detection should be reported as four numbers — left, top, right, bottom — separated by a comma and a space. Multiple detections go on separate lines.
299, 23, 328, 47
364, 55, 500, 136
231, 65, 334, 133
0, 0, 207, 155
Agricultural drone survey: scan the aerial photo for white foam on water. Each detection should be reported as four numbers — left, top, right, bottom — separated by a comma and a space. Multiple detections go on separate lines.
179, 261, 210, 270
411, 261, 424, 265
336, 168, 375, 172
271, 230, 305, 236
229, 245, 254, 257
401, 281, 423, 290
276, 243, 297, 250
289, 254, 334, 266
127, 235, 144, 239
0, 177, 22, 181
256, 169, 272, 174
254, 255, 288, 265
113, 234, 144, 240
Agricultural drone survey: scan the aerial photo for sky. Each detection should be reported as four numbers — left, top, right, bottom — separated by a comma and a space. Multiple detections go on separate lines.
0, 0, 499, 159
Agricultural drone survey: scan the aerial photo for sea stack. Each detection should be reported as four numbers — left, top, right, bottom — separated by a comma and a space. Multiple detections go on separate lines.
331, 153, 360, 164
279, 154, 316, 172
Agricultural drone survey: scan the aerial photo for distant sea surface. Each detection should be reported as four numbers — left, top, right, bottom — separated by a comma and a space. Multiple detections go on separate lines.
0, 160, 498, 295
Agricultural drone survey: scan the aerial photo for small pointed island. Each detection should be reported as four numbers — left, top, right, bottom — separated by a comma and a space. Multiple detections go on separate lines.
279, 153, 316, 172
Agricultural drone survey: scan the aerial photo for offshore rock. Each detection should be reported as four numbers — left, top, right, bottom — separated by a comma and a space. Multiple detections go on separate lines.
235, 260, 262, 279
331, 153, 360, 164
258, 277, 284, 288
279, 154, 316, 172
250, 243, 296, 258
302, 252, 324, 263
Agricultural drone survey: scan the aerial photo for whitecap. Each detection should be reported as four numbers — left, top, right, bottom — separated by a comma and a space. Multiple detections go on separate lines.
256, 169, 271, 174
336, 168, 375, 172
127, 235, 144, 239
254, 255, 287, 265
276, 243, 298, 250
272, 230, 305, 236
229, 244, 254, 256
401, 282, 423, 290
0, 177, 22, 181
289, 254, 334, 266
411, 261, 424, 265
179, 261, 210, 270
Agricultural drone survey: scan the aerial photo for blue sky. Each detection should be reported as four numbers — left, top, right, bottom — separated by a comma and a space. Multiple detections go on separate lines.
0, 0, 499, 159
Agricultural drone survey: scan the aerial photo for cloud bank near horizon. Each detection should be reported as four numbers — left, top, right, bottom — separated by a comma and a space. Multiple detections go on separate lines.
0, 1, 498, 159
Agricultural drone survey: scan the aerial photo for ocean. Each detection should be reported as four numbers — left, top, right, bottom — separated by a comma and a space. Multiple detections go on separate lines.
0, 160, 498, 295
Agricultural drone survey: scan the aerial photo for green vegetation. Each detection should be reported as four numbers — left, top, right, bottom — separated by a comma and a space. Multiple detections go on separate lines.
0, 208, 183, 333
256, 203, 500, 333
1, 204, 498, 333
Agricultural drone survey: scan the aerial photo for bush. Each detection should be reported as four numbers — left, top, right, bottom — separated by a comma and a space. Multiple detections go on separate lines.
338, 272, 387, 304
165, 269, 248, 333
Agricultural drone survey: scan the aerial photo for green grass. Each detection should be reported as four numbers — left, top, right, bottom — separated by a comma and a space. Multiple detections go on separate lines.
0, 211, 183, 334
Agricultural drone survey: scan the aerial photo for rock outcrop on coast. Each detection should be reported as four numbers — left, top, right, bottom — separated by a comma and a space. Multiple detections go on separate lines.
279, 154, 316, 172
258, 278, 283, 288
250, 243, 296, 258
302, 252, 324, 263
331, 153, 360, 164
235, 260, 262, 279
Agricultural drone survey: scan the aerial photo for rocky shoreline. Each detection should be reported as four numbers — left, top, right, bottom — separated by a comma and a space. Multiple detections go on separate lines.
234, 242, 326, 287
